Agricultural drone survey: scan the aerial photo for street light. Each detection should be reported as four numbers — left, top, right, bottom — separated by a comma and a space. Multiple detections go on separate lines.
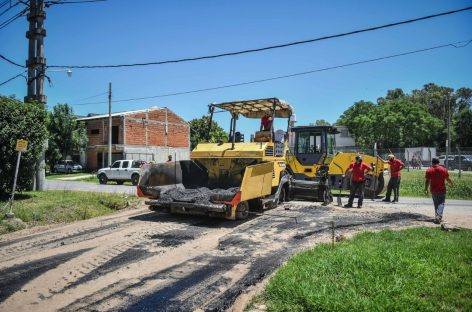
47, 68, 73, 77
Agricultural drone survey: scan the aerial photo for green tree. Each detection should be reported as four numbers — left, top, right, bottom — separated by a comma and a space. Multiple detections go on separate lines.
336, 101, 376, 147
454, 108, 472, 147
455, 87, 472, 112
314, 119, 331, 126
0, 95, 48, 195
189, 115, 227, 149
46, 104, 88, 168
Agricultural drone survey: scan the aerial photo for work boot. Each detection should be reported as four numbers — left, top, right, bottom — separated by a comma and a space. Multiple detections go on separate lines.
343, 204, 353, 208
357, 205, 362, 208
382, 198, 390, 202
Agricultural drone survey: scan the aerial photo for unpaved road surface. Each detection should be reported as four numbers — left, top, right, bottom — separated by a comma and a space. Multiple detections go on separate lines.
45, 179, 135, 194
0, 197, 470, 312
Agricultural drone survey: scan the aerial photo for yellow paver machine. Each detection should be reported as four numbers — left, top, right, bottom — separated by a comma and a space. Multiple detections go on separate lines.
138, 98, 389, 219
138, 98, 293, 220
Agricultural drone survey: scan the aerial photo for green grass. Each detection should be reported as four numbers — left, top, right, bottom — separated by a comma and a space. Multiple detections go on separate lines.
261, 228, 472, 312
45, 172, 92, 180
0, 191, 140, 235
400, 170, 472, 200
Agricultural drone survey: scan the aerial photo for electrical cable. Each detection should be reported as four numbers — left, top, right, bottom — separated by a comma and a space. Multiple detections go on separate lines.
0, 54, 25, 67
45, 0, 107, 7
0, 70, 27, 87
0, 0, 22, 17
49, 6, 472, 69
73, 91, 108, 101
0, 6, 27, 30
70, 39, 472, 106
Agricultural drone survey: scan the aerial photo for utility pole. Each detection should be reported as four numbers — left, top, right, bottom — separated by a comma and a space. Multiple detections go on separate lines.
25, 0, 47, 191
108, 82, 112, 167
445, 94, 452, 169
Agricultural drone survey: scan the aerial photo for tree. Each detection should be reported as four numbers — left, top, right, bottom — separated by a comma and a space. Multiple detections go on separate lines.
454, 108, 472, 147
314, 119, 331, 126
455, 87, 472, 112
0, 95, 48, 195
46, 104, 88, 168
189, 115, 227, 149
336, 101, 376, 147
377, 88, 405, 105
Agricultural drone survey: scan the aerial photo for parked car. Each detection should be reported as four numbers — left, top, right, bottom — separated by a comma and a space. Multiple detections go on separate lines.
438, 155, 455, 167
449, 155, 472, 171
54, 160, 83, 173
97, 160, 144, 185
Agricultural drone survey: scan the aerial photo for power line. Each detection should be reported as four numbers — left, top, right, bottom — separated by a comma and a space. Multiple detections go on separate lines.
0, 70, 27, 87
0, 6, 27, 30
0, 0, 22, 17
73, 91, 108, 101
49, 6, 472, 69
0, 53, 25, 67
45, 0, 107, 7
71, 39, 472, 106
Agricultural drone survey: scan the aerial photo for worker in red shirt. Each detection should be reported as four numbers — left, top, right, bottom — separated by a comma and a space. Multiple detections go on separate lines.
425, 157, 454, 224
343, 155, 372, 208
382, 154, 405, 203
261, 110, 273, 131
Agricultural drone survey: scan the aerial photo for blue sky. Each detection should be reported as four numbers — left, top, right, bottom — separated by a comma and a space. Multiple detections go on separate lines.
1, 0, 471, 135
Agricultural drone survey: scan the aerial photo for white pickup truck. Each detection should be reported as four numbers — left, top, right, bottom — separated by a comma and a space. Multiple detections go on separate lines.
97, 160, 144, 185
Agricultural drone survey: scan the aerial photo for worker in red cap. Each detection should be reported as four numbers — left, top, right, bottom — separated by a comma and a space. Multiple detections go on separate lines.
382, 154, 404, 203
343, 155, 372, 208
425, 157, 454, 224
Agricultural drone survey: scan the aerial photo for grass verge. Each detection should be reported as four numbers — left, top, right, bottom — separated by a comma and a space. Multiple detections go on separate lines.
260, 228, 471, 312
0, 191, 140, 235
400, 170, 472, 200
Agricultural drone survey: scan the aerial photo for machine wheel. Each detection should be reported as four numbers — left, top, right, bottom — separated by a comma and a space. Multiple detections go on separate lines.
278, 186, 286, 204
323, 188, 333, 205
116, 181, 124, 185
131, 174, 140, 186
365, 174, 385, 197
236, 201, 249, 220
99, 173, 108, 185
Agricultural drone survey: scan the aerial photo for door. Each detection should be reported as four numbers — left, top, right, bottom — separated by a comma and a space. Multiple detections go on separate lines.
120, 160, 130, 180
108, 161, 121, 179
112, 126, 119, 144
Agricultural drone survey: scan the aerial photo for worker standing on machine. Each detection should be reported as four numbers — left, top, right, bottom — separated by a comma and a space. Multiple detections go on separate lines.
261, 110, 273, 131
343, 156, 372, 208
383, 154, 405, 203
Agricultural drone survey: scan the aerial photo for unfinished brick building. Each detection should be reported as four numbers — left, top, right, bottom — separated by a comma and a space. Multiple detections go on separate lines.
78, 107, 190, 170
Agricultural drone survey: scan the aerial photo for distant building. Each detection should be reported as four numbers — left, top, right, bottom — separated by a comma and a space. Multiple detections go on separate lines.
77, 107, 190, 170
334, 125, 355, 148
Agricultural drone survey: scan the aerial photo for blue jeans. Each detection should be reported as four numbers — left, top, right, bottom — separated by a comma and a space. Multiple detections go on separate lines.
432, 192, 446, 219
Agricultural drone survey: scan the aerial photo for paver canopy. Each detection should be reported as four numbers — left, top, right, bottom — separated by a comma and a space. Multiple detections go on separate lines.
211, 97, 294, 118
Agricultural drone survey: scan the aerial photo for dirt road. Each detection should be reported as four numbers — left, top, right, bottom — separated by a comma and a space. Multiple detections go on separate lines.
0, 198, 470, 312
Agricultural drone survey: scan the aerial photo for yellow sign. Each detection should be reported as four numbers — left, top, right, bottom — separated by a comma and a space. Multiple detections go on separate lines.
15, 139, 28, 152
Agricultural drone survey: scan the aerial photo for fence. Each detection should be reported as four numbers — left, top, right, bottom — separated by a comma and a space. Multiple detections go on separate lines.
336, 146, 472, 175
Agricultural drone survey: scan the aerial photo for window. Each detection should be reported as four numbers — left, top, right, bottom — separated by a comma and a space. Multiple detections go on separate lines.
296, 131, 322, 154
132, 160, 144, 168
111, 161, 121, 168
121, 161, 129, 168
91, 129, 99, 135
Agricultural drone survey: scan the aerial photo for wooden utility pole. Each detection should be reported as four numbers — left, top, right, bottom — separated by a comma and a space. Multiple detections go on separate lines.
25, 0, 47, 191
108, 82, 112, 167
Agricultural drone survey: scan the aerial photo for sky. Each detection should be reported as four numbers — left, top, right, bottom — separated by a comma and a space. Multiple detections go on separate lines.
1, 0, 471, 136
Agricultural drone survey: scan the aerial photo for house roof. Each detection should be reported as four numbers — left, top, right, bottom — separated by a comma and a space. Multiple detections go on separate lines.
77, 106, 163, 121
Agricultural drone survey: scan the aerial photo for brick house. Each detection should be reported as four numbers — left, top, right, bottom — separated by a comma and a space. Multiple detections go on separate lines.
77, 107, 190, 170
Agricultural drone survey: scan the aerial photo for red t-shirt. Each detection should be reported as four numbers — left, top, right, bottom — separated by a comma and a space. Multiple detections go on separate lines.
348, 162, 372, 182
261, 115, 272, 131
389, 159, 404, 177
425, 165, 449, 193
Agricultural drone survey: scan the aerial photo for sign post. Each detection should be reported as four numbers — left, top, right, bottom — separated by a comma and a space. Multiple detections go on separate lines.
7, 140, 28, 218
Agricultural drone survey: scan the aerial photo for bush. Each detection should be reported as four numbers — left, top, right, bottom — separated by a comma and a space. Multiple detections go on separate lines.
0, 96, 48, 195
